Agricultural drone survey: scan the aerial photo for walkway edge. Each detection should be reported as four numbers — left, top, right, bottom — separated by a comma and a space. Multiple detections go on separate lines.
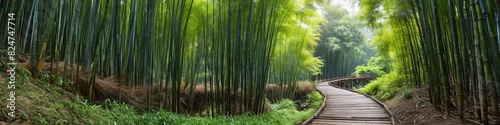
301, 85, 327, 125
331, 83, 396, 125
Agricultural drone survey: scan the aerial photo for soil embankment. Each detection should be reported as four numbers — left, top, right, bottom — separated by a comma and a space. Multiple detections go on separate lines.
385, 87, 474, 125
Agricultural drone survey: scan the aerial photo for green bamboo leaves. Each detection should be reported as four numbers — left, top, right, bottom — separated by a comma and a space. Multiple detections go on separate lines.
315, 4, 375, 80
0, 0, 325, 116
360, 0, 500, 123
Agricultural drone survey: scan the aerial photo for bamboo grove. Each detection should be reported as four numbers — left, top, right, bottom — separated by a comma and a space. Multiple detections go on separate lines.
0, 0, 328, 116
315, 4, 376, 79
359, 0, 500, 124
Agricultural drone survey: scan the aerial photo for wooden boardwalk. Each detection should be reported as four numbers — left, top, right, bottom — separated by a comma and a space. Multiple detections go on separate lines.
310, 81, 393, 125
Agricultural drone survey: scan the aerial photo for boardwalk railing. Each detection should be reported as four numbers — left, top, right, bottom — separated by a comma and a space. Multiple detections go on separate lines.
328, 76, 374, 89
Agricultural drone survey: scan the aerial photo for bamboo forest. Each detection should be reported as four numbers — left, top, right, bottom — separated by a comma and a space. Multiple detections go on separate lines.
2, 0, 500, 124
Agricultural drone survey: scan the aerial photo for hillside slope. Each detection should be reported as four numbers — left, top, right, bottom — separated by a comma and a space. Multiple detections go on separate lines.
0, 69, 323, 124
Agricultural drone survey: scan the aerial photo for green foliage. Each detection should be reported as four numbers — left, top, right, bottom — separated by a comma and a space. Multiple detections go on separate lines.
359, 0, 500, 120
305, 91, 323, 109
272, 99, 296, 111
269, 0, 324, 85
352, 66, 385, 76
353, 56, 388, 76
315, 3, 376, 79
358, 0, 384, 28
0, 50, 4, 69
357, 0, 423, 103
0, 0, 327, 115
272, 90, 322, 111
357, 72, 405, 101
401, 85, 414, 99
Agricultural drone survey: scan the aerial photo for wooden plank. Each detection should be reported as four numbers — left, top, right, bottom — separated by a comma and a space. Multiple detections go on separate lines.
328, 102, 380, 104
312, 119, 392, 124
326, 105, 381, 107
326, 101, 379, 104
327, 97, 373, 99
321, 108, 386, 111
328, 102, 380, 105
326, 101, 377, 103
324, 105, 384, 108
318, 115, 390, 119
320, 110, 387, 114
315, 116, 390, 121
328, 97, 372, 100
320, 112, 389, 115
310, 81, 393, 125
321, 110, 386, 113
319, 114, 390, 118
328, 102, 379, 104
328, 98, 373, 101
327, 100, 374, 103
322, 107, 385, 110
326, 104, 380, 106
326, 101, 380, 106
327, 96, 366, 98
326, 105, 382, 108
324, 107, 383, 109
311, 121, 390, 125
330, 96, 366, 98
327, 97, 368, 99
321, 109, 385, 112
327, 100, 373, 102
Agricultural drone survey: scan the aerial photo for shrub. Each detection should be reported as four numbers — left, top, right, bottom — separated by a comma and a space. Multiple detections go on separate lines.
401, 85, 414, 99
272, 99, 296, 110
353, 56, 388, 77
306, 91, 322, 109
357, 72, 404, 101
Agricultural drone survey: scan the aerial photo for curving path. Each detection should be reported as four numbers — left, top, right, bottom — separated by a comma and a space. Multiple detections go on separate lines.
310, 81, 393, 125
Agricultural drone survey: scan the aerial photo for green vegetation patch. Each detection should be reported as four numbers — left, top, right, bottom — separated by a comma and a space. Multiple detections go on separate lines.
357, 72, 407, 101
353, 56, 389, 77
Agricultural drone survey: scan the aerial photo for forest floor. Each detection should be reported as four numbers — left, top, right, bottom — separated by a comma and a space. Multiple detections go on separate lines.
0, 67, 322, 124
384, 87, 475, 125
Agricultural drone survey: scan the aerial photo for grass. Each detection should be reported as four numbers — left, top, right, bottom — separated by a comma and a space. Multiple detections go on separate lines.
0, 69, 323, 125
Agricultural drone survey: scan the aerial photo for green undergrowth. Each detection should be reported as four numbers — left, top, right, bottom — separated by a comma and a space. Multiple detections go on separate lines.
0, 71, 323, 125
357, 72, 413, 101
